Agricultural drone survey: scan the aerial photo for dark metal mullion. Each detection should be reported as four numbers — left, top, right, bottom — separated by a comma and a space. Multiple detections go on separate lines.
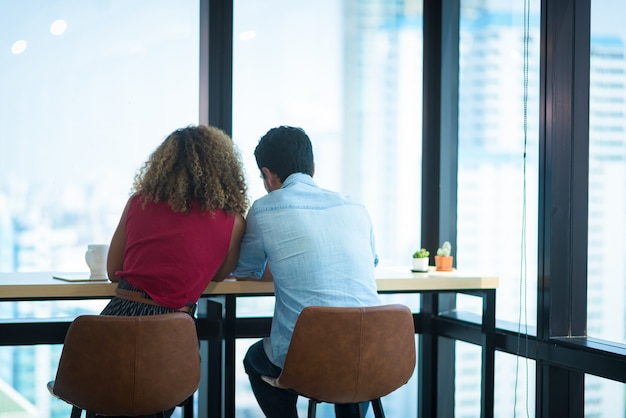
570, 0, 591, 340
0, 322, 70, 345
203, 298, 225, 418
421, 0, 442, 257
421, 0, 443, 414
234, 317, 272, 337
438, 5, 461, 416
480, 290, 496, 418
418, 293, 438, 418
438, 0, 460, 252
541, 338, 626, 382
199, 0, 209, 126
220, 313, 626, 384
224, 295, 237, 418
421, 0, 460, 417
205, 0, 233, 134
538, 0, 590, 417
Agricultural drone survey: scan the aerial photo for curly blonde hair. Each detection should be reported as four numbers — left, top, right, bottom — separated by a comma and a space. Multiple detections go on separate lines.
132, 125, 249, 214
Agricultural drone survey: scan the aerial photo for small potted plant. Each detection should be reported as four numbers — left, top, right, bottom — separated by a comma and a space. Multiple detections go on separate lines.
412, 248, 430, 272
435, 241, 453, 271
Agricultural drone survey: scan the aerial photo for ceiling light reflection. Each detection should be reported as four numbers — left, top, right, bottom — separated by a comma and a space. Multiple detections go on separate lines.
11, 40, 27, 55
50, 19, 68, 35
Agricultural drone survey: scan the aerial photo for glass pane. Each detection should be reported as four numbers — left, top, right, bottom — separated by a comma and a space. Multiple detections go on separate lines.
494, 351, 535, 418
233, 1, 422, 416
0, 1, 199, 416
585, 374, 625, 417
1, 0, 198, 273
589, 0, 626, 344
0, 300, 107, 320
455, 341, 481, 416
457, 1, 540, 331
0, 345, 66, 417
456, 293, 483, 318
236, 296, 275, 317
233, 0, 423, 267
457, 345, 537, 418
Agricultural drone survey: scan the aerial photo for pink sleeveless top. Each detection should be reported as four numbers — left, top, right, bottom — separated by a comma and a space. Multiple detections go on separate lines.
116, 196, 235, 309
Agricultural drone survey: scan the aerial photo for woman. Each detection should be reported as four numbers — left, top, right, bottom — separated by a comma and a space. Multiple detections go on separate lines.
102, 124, 248, 317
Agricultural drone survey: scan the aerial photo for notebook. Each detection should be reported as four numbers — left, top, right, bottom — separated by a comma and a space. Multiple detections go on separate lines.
52, 273, 109, 282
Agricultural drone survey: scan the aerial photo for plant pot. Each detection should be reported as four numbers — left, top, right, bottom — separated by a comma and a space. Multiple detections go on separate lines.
412, 257, 429, 272
435, 256, 453, 271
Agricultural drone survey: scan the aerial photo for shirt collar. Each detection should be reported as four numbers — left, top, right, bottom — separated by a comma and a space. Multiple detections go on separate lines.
281, 172, 316, 189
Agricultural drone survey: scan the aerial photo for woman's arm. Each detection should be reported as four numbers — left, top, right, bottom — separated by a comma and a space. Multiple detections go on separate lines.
212, 212, 246, 282
106, 197, 132, 282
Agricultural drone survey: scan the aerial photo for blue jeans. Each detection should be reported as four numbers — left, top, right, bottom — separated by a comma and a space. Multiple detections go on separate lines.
243, 340, 369, 418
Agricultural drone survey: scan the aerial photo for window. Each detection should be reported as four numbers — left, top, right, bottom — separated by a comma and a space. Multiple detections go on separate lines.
1, 0, 199, 273
232, 0, 423, 266
232, 0, 423, 416
457, 1, 540, 326
457, 1, 540, 416
589, 0, 626, 345
0, 2, 198, 416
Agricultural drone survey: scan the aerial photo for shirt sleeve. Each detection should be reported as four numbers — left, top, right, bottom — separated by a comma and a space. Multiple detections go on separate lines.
232, 206, 267, 280
369, 219, 379, 267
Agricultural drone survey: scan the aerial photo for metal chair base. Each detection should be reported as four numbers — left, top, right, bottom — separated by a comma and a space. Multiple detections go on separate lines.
69, 406, 171, 418
306, 399, 386, 418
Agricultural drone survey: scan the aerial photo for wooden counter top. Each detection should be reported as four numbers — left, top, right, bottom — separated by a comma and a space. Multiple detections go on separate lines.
0, 266, 498, 300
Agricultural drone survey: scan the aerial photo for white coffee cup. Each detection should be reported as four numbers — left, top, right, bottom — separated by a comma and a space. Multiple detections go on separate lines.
85, 244, 109, 279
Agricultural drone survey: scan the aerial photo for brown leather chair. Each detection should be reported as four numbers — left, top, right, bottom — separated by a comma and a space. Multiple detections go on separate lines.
262, 304, 416, 418
47, 312, 200, 418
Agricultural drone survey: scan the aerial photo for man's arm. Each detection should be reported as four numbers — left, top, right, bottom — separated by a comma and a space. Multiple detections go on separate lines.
236, 264, 273, 282
232, 206, 268, 280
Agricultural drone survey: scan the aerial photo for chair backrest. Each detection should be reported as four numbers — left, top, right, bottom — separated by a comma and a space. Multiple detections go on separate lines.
52, 312, 200, 416
277, 304, 416, 404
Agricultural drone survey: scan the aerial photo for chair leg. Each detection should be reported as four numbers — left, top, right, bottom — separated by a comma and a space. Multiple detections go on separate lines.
371, 398, 386, 418
70, 406, 82, 418
357, 402, 366, 418
307, 399, 318, 418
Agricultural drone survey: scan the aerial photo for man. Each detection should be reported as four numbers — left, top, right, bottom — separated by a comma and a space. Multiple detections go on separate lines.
233, 126, 381, 418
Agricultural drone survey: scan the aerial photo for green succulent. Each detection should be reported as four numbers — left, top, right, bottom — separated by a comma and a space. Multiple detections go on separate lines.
413, 248, 430, 258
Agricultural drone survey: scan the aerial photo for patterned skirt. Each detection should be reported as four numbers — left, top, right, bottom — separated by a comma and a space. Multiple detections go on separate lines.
100, 279, 193, 316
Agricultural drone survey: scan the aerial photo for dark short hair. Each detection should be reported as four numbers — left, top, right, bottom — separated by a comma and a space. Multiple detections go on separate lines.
254, 126, 314, 182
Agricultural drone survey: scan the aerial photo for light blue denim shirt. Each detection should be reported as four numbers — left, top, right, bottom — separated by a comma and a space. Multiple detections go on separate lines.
233, 173, 381, 367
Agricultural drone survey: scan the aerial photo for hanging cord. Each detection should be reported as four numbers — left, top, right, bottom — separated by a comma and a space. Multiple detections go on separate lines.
514, 0, 531, 418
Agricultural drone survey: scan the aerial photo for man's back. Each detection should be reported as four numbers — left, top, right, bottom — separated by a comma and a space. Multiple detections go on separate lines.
234, 173, 381, 367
